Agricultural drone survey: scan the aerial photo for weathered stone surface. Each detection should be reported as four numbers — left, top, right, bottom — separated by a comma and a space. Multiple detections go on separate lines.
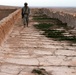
0, 10, 76, 75
55, 50, 76, 56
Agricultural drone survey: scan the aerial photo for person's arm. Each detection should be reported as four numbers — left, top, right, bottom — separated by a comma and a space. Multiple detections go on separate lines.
28, 7, 30, 15
21, 8, 24, 18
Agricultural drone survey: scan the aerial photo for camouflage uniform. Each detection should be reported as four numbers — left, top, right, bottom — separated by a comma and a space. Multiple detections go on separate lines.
22, 6, 30, 27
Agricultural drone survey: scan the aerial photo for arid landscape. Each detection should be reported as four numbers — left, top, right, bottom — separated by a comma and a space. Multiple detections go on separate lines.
0, 5, 76, 75
0, 5, 19, 20
48, 7, 76, 13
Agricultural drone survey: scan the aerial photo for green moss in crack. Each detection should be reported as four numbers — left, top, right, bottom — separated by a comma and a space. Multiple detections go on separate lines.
34, 23, 53, 31
34, 23, 76, 43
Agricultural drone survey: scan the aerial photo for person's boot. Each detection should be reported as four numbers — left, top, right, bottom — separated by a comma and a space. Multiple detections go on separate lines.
24, 24, 26, 28
26, 22, 28, 27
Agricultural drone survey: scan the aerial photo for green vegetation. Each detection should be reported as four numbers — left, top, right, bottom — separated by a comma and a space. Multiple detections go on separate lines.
34, 23, 53, 30
33, 14, 67, 28
33, 14, 47, 18
33, 13, 76, 43
34, 23, 76, 42
32, 69, 42, 74
33, 17, 53, 20
32, 68, 51, 75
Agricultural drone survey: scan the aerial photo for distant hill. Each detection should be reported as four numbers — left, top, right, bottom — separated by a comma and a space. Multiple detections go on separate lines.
0, 5, 21, 9
0, 5, 21, 20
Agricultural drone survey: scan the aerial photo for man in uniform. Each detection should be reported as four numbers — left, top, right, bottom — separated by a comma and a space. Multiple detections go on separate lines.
22, 2, 30, 27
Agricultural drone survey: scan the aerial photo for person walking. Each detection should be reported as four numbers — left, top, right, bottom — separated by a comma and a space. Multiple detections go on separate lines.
22, 2, 30, 27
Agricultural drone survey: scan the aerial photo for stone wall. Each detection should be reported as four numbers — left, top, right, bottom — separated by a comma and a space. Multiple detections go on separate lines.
0, 9, 21, 45
42, 8, 76, 28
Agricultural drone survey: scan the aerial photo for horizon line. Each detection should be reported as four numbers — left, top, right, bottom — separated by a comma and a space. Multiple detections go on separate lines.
0, 4, 76, 8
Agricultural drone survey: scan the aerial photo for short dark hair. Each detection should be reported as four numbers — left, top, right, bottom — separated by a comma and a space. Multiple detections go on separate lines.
24, 2, 28, 6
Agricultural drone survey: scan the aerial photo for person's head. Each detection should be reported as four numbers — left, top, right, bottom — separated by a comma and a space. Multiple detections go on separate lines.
24, 2, 28, 6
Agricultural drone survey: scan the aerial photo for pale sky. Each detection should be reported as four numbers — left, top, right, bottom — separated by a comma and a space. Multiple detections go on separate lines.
0, 0, 76, 7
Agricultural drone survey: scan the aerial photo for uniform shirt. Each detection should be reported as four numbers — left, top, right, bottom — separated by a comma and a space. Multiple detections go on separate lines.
22, 6, 30, 16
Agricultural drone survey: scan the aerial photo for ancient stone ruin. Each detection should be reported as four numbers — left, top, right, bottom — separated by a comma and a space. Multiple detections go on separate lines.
0, 7, 76, 75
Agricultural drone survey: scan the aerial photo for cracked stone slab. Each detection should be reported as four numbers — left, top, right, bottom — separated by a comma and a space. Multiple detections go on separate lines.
1, 64, 25, 75
0, 13, 76, 75
39, 66, 76, 75
37, 56, 76, 66
4, 58, 39, 66
55, 50, 76, 56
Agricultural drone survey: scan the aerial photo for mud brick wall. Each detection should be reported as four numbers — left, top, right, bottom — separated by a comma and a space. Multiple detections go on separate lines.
42, 8, 76, 28
0, 9, 21, 45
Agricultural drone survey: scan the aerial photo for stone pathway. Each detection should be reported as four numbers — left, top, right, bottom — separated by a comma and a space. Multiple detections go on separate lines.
0, 16, 76, 75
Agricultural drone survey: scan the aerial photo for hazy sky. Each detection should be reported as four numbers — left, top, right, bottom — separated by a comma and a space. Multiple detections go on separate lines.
0, 0, 76, 7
